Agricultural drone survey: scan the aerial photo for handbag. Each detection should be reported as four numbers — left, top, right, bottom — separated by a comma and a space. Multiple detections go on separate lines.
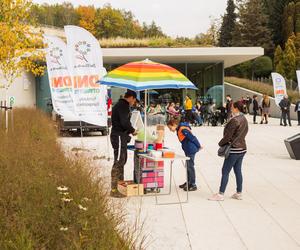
218, 144, 231, 158
218, 115, 247, 159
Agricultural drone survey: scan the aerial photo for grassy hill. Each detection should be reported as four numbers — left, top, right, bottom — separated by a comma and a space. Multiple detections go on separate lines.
225, 77, 299, 104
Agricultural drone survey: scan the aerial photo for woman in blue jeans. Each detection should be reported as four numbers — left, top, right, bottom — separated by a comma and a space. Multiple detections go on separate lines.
209, 101, 249, 201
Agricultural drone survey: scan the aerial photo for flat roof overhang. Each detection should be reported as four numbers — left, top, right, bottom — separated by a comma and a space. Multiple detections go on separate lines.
102, 47, 264, 68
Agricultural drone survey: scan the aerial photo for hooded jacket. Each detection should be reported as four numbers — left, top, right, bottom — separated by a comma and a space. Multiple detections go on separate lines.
176, 122, 201, 156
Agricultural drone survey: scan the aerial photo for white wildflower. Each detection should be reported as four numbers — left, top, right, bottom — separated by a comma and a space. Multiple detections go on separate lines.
57, 186, 69, 191
59, 192, 69, 196
60, 227, 68, 231
82, 197, 91, 202
78, 204, 88, 211
61, 198, 73, 202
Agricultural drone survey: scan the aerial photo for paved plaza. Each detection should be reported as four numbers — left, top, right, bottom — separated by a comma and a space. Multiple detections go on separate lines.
60, 116, 300, 250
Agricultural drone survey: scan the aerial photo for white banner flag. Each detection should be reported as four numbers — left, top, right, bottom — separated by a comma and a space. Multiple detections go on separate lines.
43, 35, 77, 120
271, 72, 287, 106
297, 70, 300, 95
64, 25, 107, 127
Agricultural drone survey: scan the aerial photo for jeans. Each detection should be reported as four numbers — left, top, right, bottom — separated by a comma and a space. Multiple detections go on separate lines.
186, 154, 196, 186
193, 113, 203, 125
219, 153, 245, 194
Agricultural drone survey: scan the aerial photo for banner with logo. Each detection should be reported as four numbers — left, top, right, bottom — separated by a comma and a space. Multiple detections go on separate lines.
297, 70, 300, 96
64, 25, 107, 127
43, 35, 77, 120
271, 72, 287, 106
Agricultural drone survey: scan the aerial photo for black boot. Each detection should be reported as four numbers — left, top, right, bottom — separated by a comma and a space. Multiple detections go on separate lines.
183, 185, 198, 191
179, 182, 187, 189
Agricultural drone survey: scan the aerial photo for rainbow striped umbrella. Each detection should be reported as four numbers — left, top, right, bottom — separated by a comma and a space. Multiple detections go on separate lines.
99, 59, 197, 91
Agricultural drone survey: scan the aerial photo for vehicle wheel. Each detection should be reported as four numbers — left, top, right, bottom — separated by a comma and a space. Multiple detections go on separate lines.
102, 129, 108, 136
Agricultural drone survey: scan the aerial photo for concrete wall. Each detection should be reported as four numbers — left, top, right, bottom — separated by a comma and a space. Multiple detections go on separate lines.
0, 72, 36, 108
224, 82, 298, 120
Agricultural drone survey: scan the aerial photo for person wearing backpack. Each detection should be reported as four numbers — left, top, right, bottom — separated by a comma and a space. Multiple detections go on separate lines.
167, 119, 202, 191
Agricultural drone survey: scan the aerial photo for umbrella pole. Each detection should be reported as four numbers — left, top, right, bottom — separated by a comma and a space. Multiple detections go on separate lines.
144, 90, 147, 152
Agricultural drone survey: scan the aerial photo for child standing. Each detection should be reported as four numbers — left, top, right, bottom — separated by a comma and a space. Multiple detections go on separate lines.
167, 119, 202, 191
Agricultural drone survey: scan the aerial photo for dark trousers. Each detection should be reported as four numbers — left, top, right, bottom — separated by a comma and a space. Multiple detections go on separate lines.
297, 111, 300, 125
185, 110, 193, 123
186, 154, 196, 186
219, 153, 245, 194
282, 110, 291, 126
111, 133, 128, 190
253, 110, 258, 123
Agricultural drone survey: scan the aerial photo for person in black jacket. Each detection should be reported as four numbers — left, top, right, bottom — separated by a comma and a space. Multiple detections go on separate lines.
110, 90, 138, 197
295, 100, 300, 126
279, 95, 292, 126
252, 95, 259, 124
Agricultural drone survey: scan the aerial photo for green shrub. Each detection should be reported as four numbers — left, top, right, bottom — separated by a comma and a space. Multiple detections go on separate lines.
252, 56, 273, 78
225, 77, 299, 104
0, 109, 137, 249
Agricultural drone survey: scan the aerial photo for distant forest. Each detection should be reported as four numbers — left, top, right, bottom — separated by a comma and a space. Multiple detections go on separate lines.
31, 0, 300, 81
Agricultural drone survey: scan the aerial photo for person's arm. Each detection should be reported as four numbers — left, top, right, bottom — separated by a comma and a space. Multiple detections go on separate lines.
182, 129, 201, 149
218, 119, 238, 146
119, 108, 135, 134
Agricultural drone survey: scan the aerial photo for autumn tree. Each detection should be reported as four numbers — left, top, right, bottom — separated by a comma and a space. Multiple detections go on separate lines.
294, 33, 300, 68
0, 0, 44, 129
282, 37, 297, 80
94, 5, 126, 38
77, 6, 96, 36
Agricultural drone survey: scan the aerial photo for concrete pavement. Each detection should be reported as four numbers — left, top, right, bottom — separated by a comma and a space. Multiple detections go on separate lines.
60, 116, 300, 250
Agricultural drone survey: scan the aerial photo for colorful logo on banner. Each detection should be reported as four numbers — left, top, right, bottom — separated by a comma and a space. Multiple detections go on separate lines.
64, 25, 107, 127
271, 72, 287, 106
50, 47, 63, 65
44, 35, 77, 120
75, 41, 91, 63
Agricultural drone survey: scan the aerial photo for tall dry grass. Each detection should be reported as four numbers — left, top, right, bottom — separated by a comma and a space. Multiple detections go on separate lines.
99, 37, 213, 48
225, 77, 300, 104
0, 108, 138, 249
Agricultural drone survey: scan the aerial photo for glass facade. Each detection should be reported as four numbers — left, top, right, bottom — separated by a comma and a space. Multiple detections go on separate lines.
105, 62, 224, 108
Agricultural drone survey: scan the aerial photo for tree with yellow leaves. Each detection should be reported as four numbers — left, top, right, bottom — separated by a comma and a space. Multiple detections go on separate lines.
0, 0, 45, 130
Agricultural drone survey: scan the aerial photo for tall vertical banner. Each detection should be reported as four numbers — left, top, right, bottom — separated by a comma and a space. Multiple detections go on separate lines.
297, 70, 300, 96
64, 25, 107, 126
271, 72, 287, 106
43, 35, 78, 120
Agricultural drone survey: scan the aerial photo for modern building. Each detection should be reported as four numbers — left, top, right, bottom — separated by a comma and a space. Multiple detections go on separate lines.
0, 47, 263, 113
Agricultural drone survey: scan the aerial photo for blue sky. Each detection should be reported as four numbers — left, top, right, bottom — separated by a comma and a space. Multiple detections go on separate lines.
32, 0, 227, 38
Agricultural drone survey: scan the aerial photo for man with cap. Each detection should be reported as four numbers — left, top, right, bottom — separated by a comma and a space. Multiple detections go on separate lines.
110, 90, 138, 197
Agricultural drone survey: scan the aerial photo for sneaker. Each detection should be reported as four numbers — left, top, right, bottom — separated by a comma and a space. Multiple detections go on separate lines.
183, 185, 197, 191
110, 189, 126, 198
260, 121, 263, 124
179, 182, 187, 189
231, 193, 243, 200
280, 123, 283, 126
208, 193, 224, 201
